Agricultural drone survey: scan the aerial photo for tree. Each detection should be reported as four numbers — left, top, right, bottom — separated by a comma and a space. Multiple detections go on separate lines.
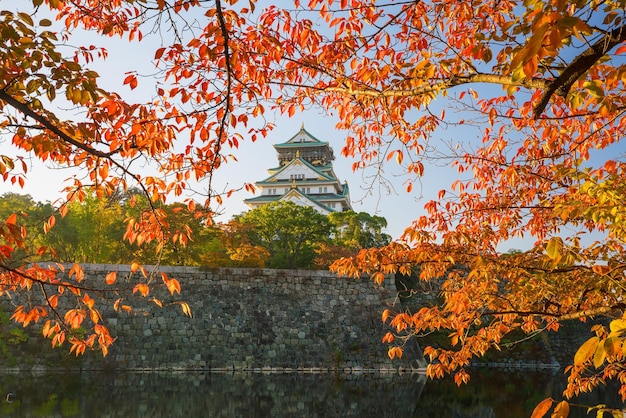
314, 210, 391, 268
39, 192, 129, 263
235, 201, 332, 269
328, 211, 391, 250
201, 219, 270, 268
0, 193, 41, 265
0, 1, 625, 413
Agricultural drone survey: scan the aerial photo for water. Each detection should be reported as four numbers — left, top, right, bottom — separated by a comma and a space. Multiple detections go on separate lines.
0, 369, 623, 417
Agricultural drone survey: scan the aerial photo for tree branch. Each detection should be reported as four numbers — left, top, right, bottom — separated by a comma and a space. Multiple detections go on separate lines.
0, 89, 114, 159
533, 24, 626, 118
319, 73, 549, 98
482, 305, 624, 322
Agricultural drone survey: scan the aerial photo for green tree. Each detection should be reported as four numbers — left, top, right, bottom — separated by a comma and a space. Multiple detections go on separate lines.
0, 193, 39, 265
153, 202, 211, 266
236, 201, 332, 269
328, 211, 391, 250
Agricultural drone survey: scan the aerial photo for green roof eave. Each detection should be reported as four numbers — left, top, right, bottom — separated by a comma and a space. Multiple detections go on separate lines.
244, 195, 282, 205
256, 157, 335, 183
274, 126, 328, 147
274, 142, 327, 148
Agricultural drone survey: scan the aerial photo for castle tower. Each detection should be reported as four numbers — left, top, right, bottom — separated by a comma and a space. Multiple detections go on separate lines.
244, 125, 352, 214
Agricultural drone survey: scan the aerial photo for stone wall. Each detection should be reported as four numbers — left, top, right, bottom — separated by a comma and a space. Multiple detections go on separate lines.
1, 265, 418, 372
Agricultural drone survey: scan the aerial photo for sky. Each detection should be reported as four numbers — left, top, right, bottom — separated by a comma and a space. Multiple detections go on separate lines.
0, 0, 461, 242
2, 0, 606, 251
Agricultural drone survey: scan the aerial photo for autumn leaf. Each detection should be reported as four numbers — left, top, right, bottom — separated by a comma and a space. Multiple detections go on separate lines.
552, 401, 569, 418
5, 213, 17, 225
382, 309, 390, 323
609, 318, 626, 336
545, 237, 564, 261
64, 309, 86, 329
177, 302, 192, 318
593, 339, 607, 369
105, 271, 117, 285
166, 278, 181, 295
123, 73, 138, 89
530, 398, 553, 418
574, 336, 599, 366
133, 283, 149, 297
371, 272, 385, 285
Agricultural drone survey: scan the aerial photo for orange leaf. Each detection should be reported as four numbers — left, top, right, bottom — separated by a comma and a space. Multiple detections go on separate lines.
382, 308, 390, 323
591, 264, 611, 275
166, 278, 181, 295
530, 398, 553, 418
371, 272, 385, 284
5, 213, 17, 225
105, 271, 117, 285
133, 283, 149, 297
552, 401, 569, 418
155, 47, 166, 60
123, 74, 138, 89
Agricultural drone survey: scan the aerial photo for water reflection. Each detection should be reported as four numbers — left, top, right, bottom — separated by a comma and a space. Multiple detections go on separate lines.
0, 369, 622, 417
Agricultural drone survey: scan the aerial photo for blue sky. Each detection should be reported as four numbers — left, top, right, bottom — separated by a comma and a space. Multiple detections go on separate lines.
0, 1, 454, 241
0, 0, 551, 249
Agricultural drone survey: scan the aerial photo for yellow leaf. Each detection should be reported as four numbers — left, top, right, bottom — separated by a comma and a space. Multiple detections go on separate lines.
179, 302, 192, 318
609, 319, 626, 335
604, 336, 621, 356
394, 346, 403, 359
371, 272, 385, 285
593, 339, 606, 368
42, 320, 52, 338
395, 150, 404, 165
574, 336, 599, 366
545, 237, 564, 260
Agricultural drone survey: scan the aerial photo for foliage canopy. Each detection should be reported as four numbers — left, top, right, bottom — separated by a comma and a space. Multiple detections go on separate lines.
0, 0, 625, 414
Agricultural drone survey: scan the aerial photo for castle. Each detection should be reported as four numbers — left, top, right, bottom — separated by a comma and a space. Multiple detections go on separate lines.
244, 125, 352, 214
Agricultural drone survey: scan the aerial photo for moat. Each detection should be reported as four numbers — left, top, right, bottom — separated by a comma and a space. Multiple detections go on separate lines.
1, 369, 624, 417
